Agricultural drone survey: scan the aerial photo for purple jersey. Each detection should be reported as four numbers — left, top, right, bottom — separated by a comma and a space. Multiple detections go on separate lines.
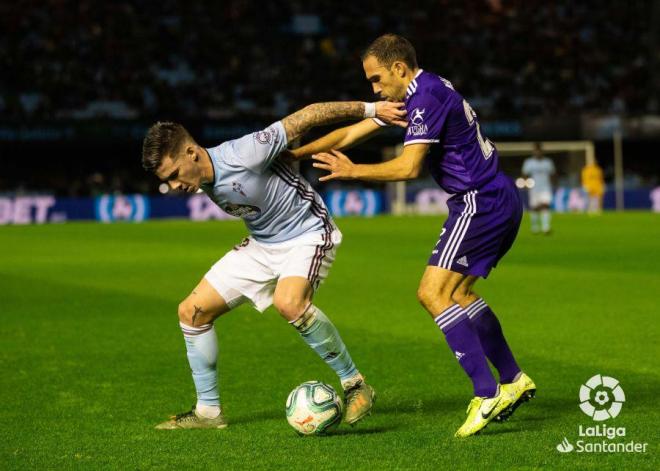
403, 70, 499, 194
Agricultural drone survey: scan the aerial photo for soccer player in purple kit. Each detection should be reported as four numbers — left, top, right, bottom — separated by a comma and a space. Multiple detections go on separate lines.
291, 34, 536, 437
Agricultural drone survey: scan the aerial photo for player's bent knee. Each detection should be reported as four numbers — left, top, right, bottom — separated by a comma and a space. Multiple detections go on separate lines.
416, 286, 430, 307
416, 284, 452, 312
452, 292, 475, 308
452, 287, 474, 305
177, 301, 194, 325
417, 289, 437, 311
273, 295, 308, 320
177, 299, 217, 327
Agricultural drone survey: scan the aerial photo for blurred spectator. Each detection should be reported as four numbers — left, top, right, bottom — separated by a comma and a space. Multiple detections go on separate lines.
0, 0, 653, 122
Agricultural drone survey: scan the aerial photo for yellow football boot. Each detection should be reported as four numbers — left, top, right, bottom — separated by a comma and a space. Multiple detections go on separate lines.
454, 386, 513, 438
496, 372, 536, 422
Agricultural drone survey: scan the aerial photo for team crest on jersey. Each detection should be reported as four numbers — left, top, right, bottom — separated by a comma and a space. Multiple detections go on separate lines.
411, 108, 425, 125
255, 127, 279, 145
222, 203, 261, 218
255, 130, 271, 144
408, 107, 428, 136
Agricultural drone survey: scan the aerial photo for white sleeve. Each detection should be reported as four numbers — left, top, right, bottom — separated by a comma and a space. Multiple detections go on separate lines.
226, 121, 288, 173
548, 159, 556, 174
522, 159, 531, 175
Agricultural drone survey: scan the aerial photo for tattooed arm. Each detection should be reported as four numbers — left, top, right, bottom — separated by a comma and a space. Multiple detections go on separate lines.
281, 101, 406, 143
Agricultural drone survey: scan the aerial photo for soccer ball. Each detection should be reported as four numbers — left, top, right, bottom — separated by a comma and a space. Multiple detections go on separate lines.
285, 381, 343, 435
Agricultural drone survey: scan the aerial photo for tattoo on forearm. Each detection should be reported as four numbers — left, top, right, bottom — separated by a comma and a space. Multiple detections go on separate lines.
192, 305, 204, 326
281, 102, 364, 142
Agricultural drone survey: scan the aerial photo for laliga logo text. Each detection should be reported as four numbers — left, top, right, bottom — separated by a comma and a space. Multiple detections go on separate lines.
555, 374, 648, 454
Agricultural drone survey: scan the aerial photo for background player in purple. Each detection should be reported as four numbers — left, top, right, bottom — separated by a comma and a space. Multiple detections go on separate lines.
291, 34, 536, 437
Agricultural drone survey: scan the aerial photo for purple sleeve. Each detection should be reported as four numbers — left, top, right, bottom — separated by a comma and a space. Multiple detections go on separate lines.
404, 93, 449, 146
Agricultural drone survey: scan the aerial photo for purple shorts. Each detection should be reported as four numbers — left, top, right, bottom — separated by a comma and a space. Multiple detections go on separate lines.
428, 172, 522, 278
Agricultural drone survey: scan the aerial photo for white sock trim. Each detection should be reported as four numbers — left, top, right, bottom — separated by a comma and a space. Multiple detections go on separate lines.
341, 373, 364, 390
465, 298, 488, 319
289, 303, 316, 331
196, 403, 221, 419
180, 322, 213, 337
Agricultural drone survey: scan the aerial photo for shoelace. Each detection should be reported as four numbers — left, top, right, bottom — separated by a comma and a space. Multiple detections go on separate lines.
344, 382, 363, 403
174, 407, 196, 422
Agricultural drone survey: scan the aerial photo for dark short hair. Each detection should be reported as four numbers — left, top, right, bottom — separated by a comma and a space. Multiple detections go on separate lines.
361, 34, 418, 70
141, 121, 193, 172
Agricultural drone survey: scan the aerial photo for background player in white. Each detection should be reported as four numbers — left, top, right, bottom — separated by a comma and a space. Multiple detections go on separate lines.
142, 100, 406, 429
522, 143, 556, 234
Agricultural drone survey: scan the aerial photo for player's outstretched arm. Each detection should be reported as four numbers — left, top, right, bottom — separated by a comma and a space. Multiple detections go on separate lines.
289, 119, 384, 160
281, 101, 406, 143
312, 143, 429, 182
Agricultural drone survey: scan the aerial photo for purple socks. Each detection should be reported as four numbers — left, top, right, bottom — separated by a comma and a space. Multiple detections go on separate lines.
435, 304, 498, 398
465, 298, 521, 384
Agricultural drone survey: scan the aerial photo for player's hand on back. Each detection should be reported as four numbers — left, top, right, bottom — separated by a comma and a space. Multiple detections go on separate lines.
375, 101, 407, 127
312, 150, 355, 182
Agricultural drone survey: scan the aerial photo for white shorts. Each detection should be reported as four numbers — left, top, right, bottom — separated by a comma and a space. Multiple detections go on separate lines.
528, 190, 552, 208
204, 229, 342, 312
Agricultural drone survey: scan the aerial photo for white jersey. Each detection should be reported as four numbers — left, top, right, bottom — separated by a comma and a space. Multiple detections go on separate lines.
522, 157, 555, 194
201, 121, 333, 243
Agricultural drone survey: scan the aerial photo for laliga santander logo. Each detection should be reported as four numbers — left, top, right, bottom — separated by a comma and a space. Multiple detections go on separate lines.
557, 375, 647, 454
579, 374, 625, 421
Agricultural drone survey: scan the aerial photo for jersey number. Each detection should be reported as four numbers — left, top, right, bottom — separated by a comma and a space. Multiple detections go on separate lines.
463, 100, 494, 160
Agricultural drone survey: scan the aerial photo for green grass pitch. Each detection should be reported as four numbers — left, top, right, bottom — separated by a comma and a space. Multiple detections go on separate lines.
0, 213, 658, 469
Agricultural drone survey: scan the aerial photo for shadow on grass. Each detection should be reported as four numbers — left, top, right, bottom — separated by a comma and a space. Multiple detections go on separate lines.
229, 409, 282, 425
227, 402, 401, 436
478, 426, 521, 437
331, 424, 400, 436
230, 409, 400, 436
375, 396, 458, 416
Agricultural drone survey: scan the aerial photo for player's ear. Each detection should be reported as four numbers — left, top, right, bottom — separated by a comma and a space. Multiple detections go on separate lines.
185, 145, 197, 161
392, 61, 406, 77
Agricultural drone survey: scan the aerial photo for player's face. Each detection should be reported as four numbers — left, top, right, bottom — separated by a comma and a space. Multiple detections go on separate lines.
155, 152, 204, 193
362, 55, 407, 101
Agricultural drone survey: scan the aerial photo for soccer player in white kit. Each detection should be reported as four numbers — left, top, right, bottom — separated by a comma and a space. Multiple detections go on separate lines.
522, 143, 555, 234
142, 100, 406, 429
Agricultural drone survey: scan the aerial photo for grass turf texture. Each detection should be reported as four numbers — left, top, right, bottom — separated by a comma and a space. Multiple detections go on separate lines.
0, 213, 657, 470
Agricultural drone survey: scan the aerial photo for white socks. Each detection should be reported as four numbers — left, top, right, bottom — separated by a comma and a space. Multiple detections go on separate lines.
196, 403, 221, 419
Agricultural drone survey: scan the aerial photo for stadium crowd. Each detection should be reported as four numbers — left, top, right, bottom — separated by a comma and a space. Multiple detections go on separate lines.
1, 0, 654, 122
